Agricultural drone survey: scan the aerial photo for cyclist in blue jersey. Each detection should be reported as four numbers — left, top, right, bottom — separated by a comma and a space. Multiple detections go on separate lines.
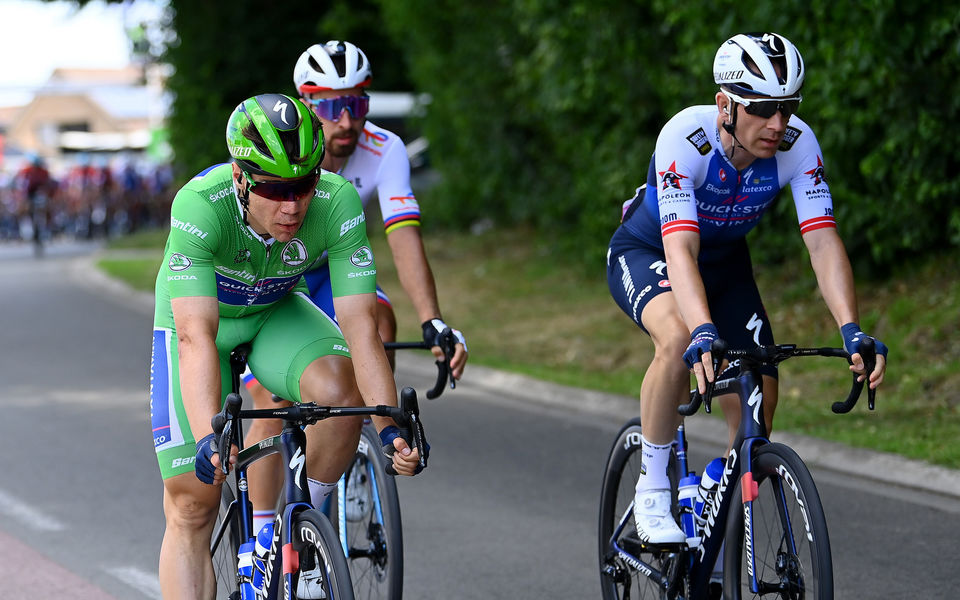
607, 32, 888, 545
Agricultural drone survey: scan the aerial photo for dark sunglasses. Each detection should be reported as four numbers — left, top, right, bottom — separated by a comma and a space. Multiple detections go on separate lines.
727, 91, 802, 119
243, 170, 319, 201
303, 94, 370, 121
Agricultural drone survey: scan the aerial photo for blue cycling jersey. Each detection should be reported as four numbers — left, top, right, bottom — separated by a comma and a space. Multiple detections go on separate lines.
619, 105, 835, 260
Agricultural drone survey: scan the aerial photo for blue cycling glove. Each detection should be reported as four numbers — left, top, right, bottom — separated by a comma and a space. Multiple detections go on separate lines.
841, 323, 889, 359
683, 323, 719, 369
195, 433, 218, 484
379, 425, 429, 474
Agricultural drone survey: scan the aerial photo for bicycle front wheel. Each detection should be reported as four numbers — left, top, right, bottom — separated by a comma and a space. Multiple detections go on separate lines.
724, 442, 833, 599
294, 509, 355, 600
337, 424, 403, 600
211, 481, 241, 598
598, 417, 684, 600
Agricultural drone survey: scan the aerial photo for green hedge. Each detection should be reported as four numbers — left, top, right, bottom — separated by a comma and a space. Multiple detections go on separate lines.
160, 0, 959, 274
379, 0, 960, 274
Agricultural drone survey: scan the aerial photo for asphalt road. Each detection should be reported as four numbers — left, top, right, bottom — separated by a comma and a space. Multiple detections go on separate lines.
1, 241, 958, 599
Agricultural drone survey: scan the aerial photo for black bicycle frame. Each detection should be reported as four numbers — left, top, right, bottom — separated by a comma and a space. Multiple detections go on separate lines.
608, 362, 773, 598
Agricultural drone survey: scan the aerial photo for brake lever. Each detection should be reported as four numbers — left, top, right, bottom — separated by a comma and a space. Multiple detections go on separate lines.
426, 328, 457, 399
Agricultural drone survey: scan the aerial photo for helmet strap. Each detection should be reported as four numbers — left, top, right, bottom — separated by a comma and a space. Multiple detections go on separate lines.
721, 98, 745, 160
235, 172, 252, 225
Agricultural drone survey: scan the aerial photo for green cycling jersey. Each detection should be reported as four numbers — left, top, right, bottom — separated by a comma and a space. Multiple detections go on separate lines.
154, 162, 376, 327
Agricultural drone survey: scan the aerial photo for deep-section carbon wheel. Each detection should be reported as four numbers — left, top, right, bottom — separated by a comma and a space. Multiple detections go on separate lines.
598, 418, 685, 600
724, 442, 833, 599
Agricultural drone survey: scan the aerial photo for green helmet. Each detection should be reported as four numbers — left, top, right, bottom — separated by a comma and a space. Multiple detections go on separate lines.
226, 93, 324, 178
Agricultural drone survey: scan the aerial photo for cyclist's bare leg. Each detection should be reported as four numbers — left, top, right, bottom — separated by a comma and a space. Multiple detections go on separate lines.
299, 354, 364, 483
639, 293, 691, 445
377, 300, 397, 371
159, 472, 221, 600
245, 383, 286, 518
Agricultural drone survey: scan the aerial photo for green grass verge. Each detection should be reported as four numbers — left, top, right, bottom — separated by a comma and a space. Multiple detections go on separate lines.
102, 226, 960, 468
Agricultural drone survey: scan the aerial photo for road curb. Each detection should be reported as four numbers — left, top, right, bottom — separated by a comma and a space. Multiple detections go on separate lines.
83, 254, 960, 502
400, 357, 960, 502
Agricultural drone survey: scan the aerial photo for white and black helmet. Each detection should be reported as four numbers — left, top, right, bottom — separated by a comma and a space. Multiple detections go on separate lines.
713, 32, 804, 97
294, 40, 372, 93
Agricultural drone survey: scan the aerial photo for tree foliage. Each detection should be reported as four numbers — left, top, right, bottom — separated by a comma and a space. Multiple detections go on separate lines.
155, 0, 958, 271
377, 0, 959, 273
160, 0, 410, 179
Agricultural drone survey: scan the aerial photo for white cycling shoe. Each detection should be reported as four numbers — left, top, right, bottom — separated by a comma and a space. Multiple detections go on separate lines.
633, 489, 686, 545
296, 565, 327, 599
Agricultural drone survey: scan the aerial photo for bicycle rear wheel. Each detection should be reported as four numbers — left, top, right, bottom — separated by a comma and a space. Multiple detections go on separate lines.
337, 424, 403, 600
724, 442, 833, 599
211, 481, 241, 597
598, 418, 685, 599
294, 508, 355, 600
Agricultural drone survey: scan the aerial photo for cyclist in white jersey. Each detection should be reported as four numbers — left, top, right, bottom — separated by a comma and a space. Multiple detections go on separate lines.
243, 41, 468, 532
606, 32, 888, 547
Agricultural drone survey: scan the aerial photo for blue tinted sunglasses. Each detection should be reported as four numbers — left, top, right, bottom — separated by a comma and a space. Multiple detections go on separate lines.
304, 94, 370, 121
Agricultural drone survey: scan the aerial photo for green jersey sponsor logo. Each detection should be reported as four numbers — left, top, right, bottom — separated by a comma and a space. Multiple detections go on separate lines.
350, 246, 374, 268
168, 253, 192, 271
339, 213, 366, 237
171, 217, 209, 239
282, 239, 308, 266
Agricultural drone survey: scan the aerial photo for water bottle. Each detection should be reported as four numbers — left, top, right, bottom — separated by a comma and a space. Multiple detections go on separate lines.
251, 522, 275, 593
677, 473, 702, 548
697, 457, 725, 520
237, 539, 256, 598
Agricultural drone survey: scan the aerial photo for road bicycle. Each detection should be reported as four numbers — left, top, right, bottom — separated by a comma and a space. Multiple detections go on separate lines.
598, 338, 877, 599
330, 329, 458, 600
211, 343, 428, 600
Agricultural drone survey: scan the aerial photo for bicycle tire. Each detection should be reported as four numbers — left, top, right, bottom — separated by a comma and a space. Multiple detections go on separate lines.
211, 481, 241, 598
334, 424, 404, 600
293, 508, 355, 600
598, 417, 685, 600
723, 442, 833, 599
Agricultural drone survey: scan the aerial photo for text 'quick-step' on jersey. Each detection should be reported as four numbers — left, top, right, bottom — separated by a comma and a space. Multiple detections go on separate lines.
154, 163, 377, 328
620, 105, 835, 261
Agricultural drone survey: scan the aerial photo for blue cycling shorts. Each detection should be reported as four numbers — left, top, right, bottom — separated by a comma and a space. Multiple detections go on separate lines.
607, 227, 777, 378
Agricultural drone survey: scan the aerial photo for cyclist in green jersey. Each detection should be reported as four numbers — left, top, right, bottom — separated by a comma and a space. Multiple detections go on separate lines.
149, 93, 421, 599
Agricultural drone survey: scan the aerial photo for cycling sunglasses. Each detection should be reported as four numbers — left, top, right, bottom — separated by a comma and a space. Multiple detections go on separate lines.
303, 94, 370, 121
243, 169, 319, 201
726, 90, 802, 119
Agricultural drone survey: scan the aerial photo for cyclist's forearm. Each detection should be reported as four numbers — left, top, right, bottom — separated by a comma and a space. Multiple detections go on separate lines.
664, 233, 712, 331
334, 294, 399, 409
805, 229, 858, 328
387, 226, 442, 322
171, 296, 222, 439
176, 334, 222, 440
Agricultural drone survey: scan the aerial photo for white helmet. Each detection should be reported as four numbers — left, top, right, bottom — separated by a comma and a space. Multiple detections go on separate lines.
713, 33, 804, 97
294, 40, 372, 93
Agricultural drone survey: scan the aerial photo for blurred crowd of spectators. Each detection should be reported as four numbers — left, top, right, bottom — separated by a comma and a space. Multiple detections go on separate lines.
0, 152, 174, 245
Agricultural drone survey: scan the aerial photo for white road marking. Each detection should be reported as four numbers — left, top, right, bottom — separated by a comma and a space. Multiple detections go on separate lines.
0, 488, 66, 532
105, 566, 162, 599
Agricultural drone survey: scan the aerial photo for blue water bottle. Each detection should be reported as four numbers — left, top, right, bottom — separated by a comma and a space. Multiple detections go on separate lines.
237, 539, 257, 599
696, 457, 725, 520
677, 473, 702, 547
251, 521, 275, 593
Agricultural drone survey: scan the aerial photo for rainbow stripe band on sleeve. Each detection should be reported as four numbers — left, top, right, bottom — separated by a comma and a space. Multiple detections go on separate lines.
384, 211, 421, 234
